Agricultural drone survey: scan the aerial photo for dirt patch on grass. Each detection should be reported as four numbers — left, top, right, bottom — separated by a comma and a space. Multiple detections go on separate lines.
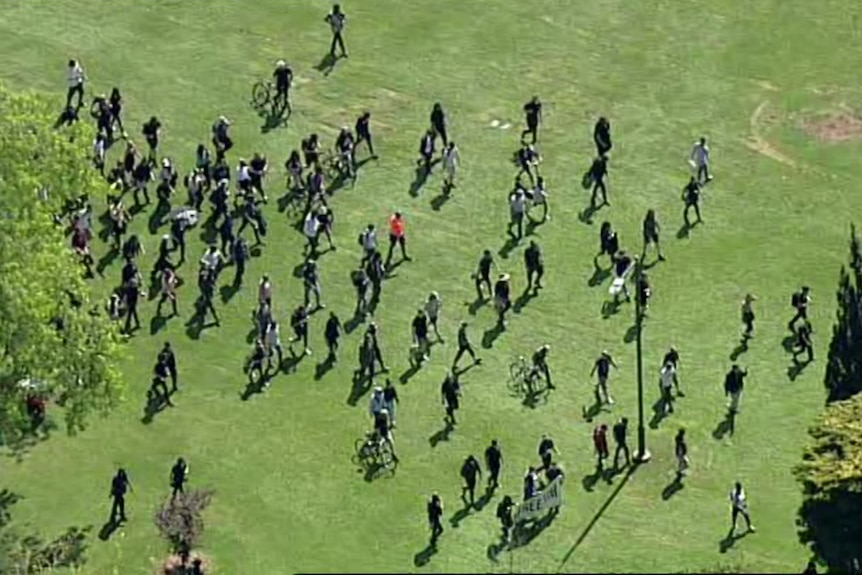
802, 112, 862, 142
746, 101, 797, 168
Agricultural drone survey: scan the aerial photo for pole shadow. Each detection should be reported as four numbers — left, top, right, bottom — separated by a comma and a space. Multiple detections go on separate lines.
556, 466, 636, 572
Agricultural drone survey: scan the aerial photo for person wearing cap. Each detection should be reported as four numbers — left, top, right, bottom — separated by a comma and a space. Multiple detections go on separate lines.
272, 59, 294, 116
531, 344, 553, 390
425, 292, 443, 343
452, 321, 479, 370
385, 212, 410, 268
789, 286, 812, 332
591, 350, 618, 405
494, 273, 512, 326
325, 3, 348, 59
427, 492, 444, 546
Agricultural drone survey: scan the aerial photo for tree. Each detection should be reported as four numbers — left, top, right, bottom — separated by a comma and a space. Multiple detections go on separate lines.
0, 84, 124, 447
154, 489, 215, 558
796, 393, 862, 574
823, 225, 862, 401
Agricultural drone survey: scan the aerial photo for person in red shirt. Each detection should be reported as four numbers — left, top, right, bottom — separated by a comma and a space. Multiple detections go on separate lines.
71, 227, 94, 277
385, 212, 411, 268
593, 424, 609, 470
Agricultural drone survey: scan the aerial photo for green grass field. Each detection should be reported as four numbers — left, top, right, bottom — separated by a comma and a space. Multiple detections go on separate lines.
2, 0, 861, 572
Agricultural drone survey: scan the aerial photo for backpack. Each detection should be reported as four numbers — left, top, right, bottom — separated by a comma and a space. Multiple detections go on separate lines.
357, 232, 365, 246
791, 292, 800, 307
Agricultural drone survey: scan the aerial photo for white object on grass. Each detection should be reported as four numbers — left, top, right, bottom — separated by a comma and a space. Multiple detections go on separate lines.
490, 119, 500, 128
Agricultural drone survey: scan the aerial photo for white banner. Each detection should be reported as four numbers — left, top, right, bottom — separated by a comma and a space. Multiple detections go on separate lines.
514, 475, 564, 523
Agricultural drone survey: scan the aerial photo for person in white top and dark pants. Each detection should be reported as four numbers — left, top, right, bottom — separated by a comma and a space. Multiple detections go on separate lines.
690, 137, 712, 184
729, 481, 755, 534
66, 59, 86, 109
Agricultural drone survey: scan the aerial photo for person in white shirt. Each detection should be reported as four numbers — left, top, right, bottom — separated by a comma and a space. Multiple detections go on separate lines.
659, 361, 678, 415
258, 275, 273, 307
442, 142, 460, 193
325, 3, 348, 58
690, 137, 712, 184
508, 184, 528, 240
66, 59, 86, 109
729, 481, 755, 534
303, 209, 321, 256
425, 292, 443, 343
359, 224, 377, 262
199, 245, 224, 274
93, 134, 106, 175
265, 320, 284, 370
237, 159, 252, 197
368, 386, 385, 418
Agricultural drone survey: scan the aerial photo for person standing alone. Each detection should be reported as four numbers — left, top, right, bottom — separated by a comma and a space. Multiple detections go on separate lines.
427, 493, 444, 546
729, 481, 756, 534
109, 468, 132, 524
66, 59, 86, 109
325, 4, 348, 59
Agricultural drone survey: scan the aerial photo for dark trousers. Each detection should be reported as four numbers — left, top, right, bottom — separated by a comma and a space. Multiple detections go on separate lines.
326, 336, 339, 359
509, 213, 524, 239
475, 274, 491, 298
463, 479, 477, 504
357, 133, 375, 157
614, 442, 631, 468
684, 202, 702, 226
110, 495, 126, 522
788, 308, 808, 330
168, 366, 178, 391
124, 304, 140, 332
171, 482, 184, 499
66, 84, 84, 109
386, 235, 408, 265
488, 465, 500, 488
591, 178, 608, 206
453, 344, 476, 367
522, 120, 538, 144
433, 125, 448, 149
151, 377, 173, 405
430, 518, 443, 544
696, 164, 711, 183
200, 295, 220, 324
233, 259, 246, 286
527, 265, 544, 289
330, 32, 347, 56
239, 217, 261, 244
732, 506, 752, 529
157, 294, 178, 317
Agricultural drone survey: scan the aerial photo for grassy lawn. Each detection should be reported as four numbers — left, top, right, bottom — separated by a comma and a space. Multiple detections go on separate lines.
1, 0, 860, 572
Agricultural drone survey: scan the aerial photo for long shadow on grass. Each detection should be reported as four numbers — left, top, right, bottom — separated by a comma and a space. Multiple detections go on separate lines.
719, 527, 749, 553
315, 52, 338, 76
588, 265, 611, 287
482, 323, 505, 349
661, 477, 685, 500
513, 288, 536, 314
413, 543, 438, 567
730, 337, 749, 361
713, 409, 736, 440
429, 421, 454, 448
556, 466, 636, 572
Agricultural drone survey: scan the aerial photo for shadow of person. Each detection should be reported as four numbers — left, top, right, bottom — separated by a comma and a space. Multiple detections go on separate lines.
498, 237, 519, 259
730, 338, 749, 361
314, 356, 335, 381
588, 264, 611, 287
409, 165, 430, 196
429, 421, 454, 448
788, 358, 811, 381
676, 222, 691, 239
149, 314, 167, 336
781, 335, 797, 353
661, 478, 684, 500
649, 398, 669, 429
623, 324, 638, 344
719, 528, 747, 553
578, 204, 599, 225
430, 189, 451, 212
482, 323, 505, 349
449, 504, 472, 528
98, 519, 120, 541
399, 363, 422, 384
466, 296, 486, 316
413, 543, 438, 567
582, 468, 602, 492
315, 52, 338, 76
513, 289, 536, 314
712, 410, 735, 439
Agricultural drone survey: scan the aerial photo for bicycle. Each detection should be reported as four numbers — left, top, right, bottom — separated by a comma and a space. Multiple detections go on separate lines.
353, 431, 394, 469
508, 356, 541, 396
251, 79, 290, 116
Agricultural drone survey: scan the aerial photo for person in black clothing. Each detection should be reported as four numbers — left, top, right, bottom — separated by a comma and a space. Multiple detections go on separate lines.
151, 358, 174, 406
219, 215, 236, 257
325, 3, 348, 59
594, 117, 612, 156
794, 321, 814, 364
247, 338, 268, 387
595, 221, 620, 269
232, 236, 250, 286
418, 129, 435, 174
589, 155, 609, 208
212, 116, 233, 162
211, 180, 230, 225
354, 111, 376, 160
170, 217, 188, 264
494, 273, 512, 326
289, 305, 311, 356
109, 87, 125, 136
613, 251, 634, 303
272, 60, 293, 116
153, 234, 176, 280
441, 372, 461, 426
123, 278, 141, 334
302, 259, 324, 310
460, 455, 482, 507
521, 96, 542, 144
612, 417, 630, 470
662, 346, 683, 396
485, 439, 503, 490
430, 102, 448, 149
302, 134, 322, 169
249, 153, 269, 201
159, 342, 178, 392
335, 127, 356, 179
475, 249, 495, 300
366, 322, 388, 373
170, 457, 189, 499
524, 240, 544, 292
682, 176, 703, 227
803, 560, 818, 575
515, 144, 540, 185
198, 268, 220, 326
427, 493, 444, 546
452, 321, 479, 370
412, 308, 430, 365
142, 116, 161, 159
642, 209, 665, 262
322, 312, 342, 362
637, 271, 652, 313
531, 344, 553, 390
132, 158, 153, 206
724, 364, 747, 415
496, 495, 515, 544
91, 93, 113, 139
367, 252, 385, 305
788, 286, 812, 332
351, 267, 370, 317
538, 434, 558, 470
109, 468, 132, 524
238, 197, 263, 245
122, 234, 143, 263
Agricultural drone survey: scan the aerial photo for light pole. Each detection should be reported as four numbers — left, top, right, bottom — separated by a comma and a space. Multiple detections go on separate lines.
634, 258, 651, 463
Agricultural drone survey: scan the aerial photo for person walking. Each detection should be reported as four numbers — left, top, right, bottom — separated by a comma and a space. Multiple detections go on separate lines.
66, 59, 86, 109
496, 495, 515, 544
158, 342, 179, 392
642, 209, 666, 262
324, 311, 343, 361
612, 417, 631, 470
441, 371, 462, 426
524, 240, 544, 292
741, 293, 757, 339
427, 493, 444, 546
593, 424, 610, 470
325, 4, 348, 58
460, 455, 482, 507
382, 378, 399, 428
485, 439, 503, 490
170, 457, 189, 500
788, 286, 812, 332
729, 481, 756, 534
538, 434, 560, 470
593, 116, 612, 156
690, 136, 713, 184
674, 428, 689, 483
109, 468, 132, 524
794, 321, 815, 364
385, 212, 410, 269
591, 350, 618, 406
452, 320, 479, 370
425, 291, 443, 343
724, 364, 748, 414
659, 360, 678, 416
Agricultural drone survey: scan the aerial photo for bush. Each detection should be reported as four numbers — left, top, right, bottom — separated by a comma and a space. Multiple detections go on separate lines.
155, 489, 215, 555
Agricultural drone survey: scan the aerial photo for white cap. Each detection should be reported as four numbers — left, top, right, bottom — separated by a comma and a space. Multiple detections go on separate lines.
276, 59, 286, 68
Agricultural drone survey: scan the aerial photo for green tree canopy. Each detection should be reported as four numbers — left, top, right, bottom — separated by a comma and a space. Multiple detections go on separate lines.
824, 225, 862, 402
0, 84, 124, 448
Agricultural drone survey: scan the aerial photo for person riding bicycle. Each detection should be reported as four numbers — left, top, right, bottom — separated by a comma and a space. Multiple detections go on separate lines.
373, 407, 399, 464
531, 344, 554, 390
272, 60, 294, 113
